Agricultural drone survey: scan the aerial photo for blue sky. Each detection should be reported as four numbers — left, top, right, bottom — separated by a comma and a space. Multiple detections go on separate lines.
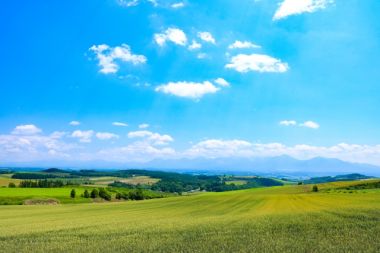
1, 0, 380, 166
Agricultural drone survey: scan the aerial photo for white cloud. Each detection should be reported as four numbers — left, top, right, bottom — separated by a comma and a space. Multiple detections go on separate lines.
96, 132, 119, 140
188, 40, 202, 50
98, 143, 175, 163
117, 0, 158, 7
11, 125, 42, 135
69, 121, 80, 126
280, 120, 297, 126
214, 78, 230, 87
228, 40, 261, 49
71, 130, 94, 143
139, 123, 149, 129
171, 2, 185, 8
273, 0, 334, 21
300, 121, 320, 129
0, 127, 75, 162
89, 44, 146, 74
226, 54, 289, 73
112, 122, 128, 127
183, 140, 380, 166
154, 28, 187, 47
128, 130, 173, 145
185, 139, 254, 158
197, 53, 208, 59
155, 81, 220, 99
198, 32, 216, 44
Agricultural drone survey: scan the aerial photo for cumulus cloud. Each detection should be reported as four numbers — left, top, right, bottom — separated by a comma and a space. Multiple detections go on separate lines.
300, 121, 320, 129
112, 122, 128, 127
273, 0, 334, 21
71, 130, 94, 143
197, 32, 216, 44
188, 40, 202, 50
11, 125, 42, 135
128, 130, 173, 145
69, 121, 80, 126
171, 2, 185, 8
228, 40, 261, 49
183, 139, 380, 166
96, 132, 119, 140
226, 54, 289, 73
185, 139, 254, 158
214, 78, 230, 87
280, 120, 297, 126
139, 124, 149, 129
155, 81, 220, 99
0, 127, 75, 162
89, 44, 146, 74
154, 28, 187, 47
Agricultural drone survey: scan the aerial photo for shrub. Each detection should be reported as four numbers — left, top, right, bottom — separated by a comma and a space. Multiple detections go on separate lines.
312, 185, 319, 192
8, 182, 16, 188
83, 189, 90, 198
91, 189, 99, 198
70, 189, 76, 198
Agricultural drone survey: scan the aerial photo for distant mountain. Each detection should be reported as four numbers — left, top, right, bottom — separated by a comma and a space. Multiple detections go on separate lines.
2, 156, 380, 177
133, 156, 380, 177
303, 173, 373, 184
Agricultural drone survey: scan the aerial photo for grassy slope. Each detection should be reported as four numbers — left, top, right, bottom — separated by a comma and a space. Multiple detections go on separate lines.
0, 187, 93, 204
0, 182, 379, 252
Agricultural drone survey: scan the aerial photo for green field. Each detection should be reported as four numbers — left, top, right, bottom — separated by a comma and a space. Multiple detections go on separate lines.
0, 187, 94, 205
0, 181, 379, 252
89, 176, 160, 186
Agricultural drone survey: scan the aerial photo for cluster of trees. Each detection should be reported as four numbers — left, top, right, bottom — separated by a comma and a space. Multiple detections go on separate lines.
114, 189, 155, 201
71, 188, 112, 201
18, 179, 77, 188
12, 173, 60, 180
111, 175, 283, 194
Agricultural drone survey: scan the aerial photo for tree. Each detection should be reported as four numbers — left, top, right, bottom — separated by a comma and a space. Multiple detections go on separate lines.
99, 188, 111, 201
90, 189, 99, 198
115, 192, 122, 200
70, 189, 76, 198
83, 189, 90, 198
312, 185, 319, 192
8, 182, 16, 188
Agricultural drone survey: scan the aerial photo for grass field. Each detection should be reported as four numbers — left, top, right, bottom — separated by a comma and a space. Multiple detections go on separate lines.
0, 187, 95, 205
0, 181, 379, 252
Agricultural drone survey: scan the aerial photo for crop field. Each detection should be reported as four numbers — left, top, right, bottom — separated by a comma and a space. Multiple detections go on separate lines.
0, 181, 379, 252
89, 176, 160, 186
0, 175, 20, 187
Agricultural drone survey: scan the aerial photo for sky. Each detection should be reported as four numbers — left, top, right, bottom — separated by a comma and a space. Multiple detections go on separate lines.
1, 0, 380, 166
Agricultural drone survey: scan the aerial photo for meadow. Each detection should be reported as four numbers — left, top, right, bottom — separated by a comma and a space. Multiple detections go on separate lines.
0, 181, 379, 252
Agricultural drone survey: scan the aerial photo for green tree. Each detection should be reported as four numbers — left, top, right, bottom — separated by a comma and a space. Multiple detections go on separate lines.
115, 192, 122, 200
70, 189, 76, 198
312, 185, 319, 192
83, 189, 90, 198
90, 189, 99, 198
8, 182, 16, 188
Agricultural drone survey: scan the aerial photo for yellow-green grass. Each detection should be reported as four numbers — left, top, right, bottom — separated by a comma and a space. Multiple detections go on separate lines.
0, 187, 94, 205
0, 181, 379, 252
89, 176, 160, 186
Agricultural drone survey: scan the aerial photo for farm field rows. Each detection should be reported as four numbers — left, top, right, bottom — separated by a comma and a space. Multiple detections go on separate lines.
0, 182, 379, 252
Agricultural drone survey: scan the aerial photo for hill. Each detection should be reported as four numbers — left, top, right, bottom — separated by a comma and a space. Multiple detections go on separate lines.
0, 181, 379, 252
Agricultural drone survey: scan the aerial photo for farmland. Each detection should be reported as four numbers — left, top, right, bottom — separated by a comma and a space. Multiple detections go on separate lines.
0, 180, 379, 252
